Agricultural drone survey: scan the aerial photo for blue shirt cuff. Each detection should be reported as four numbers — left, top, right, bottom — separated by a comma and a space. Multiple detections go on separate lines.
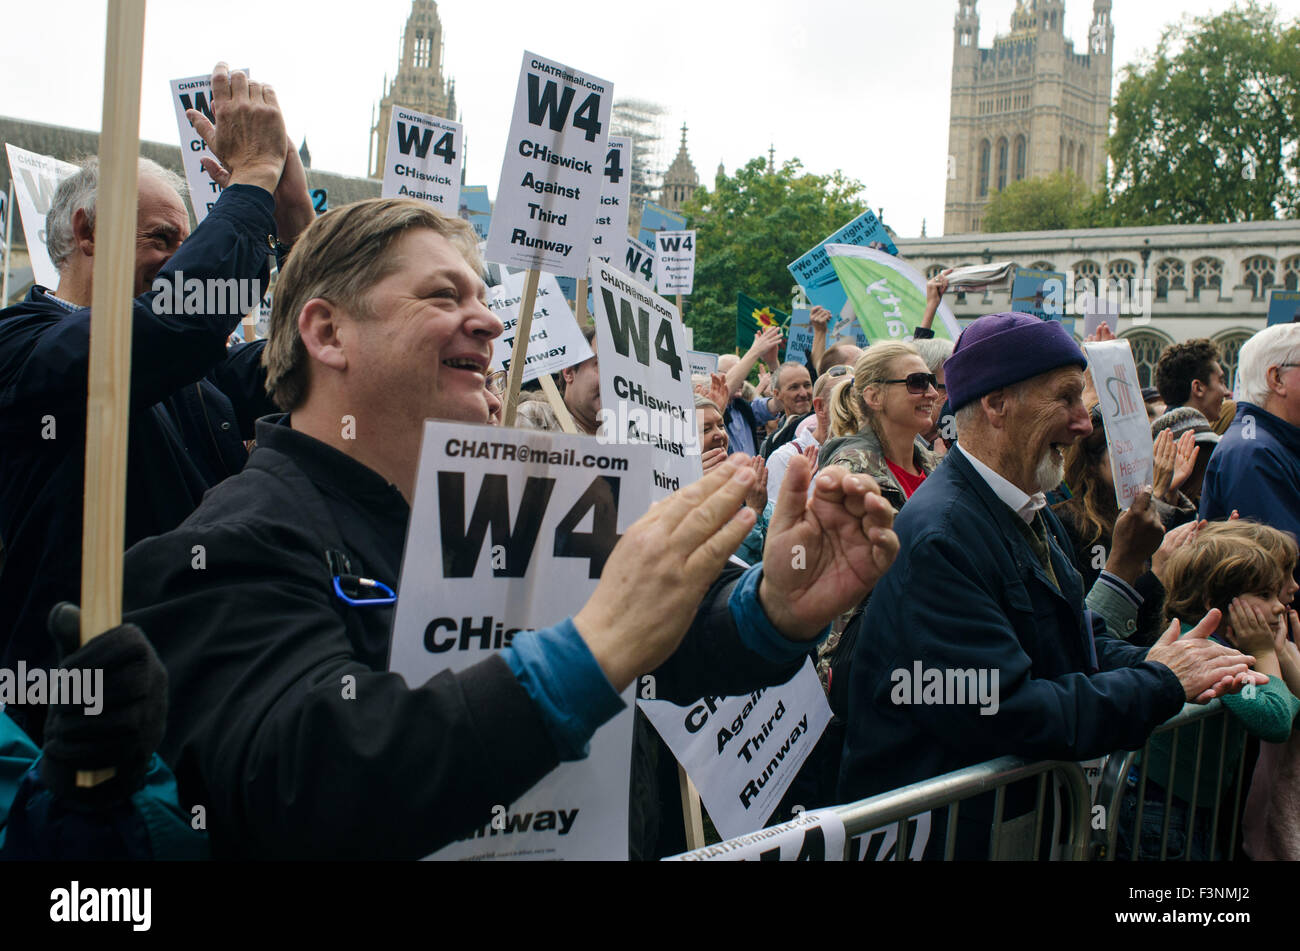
727, 563, 829, 663
1097, 570, 1142, 608
502, 620, 625, 762
750, 397, 777, 425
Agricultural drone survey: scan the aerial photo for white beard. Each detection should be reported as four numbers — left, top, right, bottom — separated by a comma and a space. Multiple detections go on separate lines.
1034, 448, 1065, 494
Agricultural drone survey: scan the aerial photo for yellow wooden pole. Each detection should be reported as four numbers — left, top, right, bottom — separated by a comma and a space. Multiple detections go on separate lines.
501, 268, 540, 427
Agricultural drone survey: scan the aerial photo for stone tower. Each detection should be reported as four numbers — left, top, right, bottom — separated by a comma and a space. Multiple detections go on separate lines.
942, 0, 1113, 234
660, 123, 700, 212
368, 0, 458, 179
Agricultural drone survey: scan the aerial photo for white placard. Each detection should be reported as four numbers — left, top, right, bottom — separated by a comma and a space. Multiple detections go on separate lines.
639, 658, 831, 839
489, 270, 593, 382
688, 350, 718, 379
666, 808, 846, 861
590, 135, 631, 262
170, 71, 249, 224
391, 421, 650, 860
486, 52, 612, 277
591, 258, 702, 500
5, 145, 79, 289
381, 106, 463, 211
654, 229, 695, 295
849, 812, 932, 861
624, 235, 655, 287
1084, 339, 1154, 510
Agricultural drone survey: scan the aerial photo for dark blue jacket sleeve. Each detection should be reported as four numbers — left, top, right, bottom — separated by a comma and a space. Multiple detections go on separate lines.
1, 185, 275, 413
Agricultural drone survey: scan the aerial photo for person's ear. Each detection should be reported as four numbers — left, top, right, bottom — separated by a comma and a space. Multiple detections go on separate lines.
982, 388, 1011, 428
562, 365, 577, 387
72, 207, 95, 258
298, 298, 347, 373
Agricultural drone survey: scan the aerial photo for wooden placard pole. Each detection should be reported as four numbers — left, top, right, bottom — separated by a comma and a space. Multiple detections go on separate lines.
501, 267, 541, 427
76, 0, 146, 789
537, 373, 578, 434
678, 763, 706, 850
574, 276, 589, 326
2, 179, 13, 307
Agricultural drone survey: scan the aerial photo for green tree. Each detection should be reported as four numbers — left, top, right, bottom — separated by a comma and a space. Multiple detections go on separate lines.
679, 157, 867, 356
982, 171, 1091, 232
1100, 1, 1300, 225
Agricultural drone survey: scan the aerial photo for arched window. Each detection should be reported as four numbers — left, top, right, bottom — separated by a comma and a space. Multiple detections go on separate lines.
925, 264, 948, 280
1073, 260, 1101, 296
978, 140, 991, 198
413, 31, 430, 68
1107, 259, 1136, 298
996, 138, 1009, 191
1015, 135, 1027, 181
1154, 258, 1185, 301
1191, 257, 1223, 298
1122, 328, 1175, 389
1241, 256, 1276, 301
1214, 330, 1254, 391
1066, 141, 1075, 174
1285, 255, 1300, 291
1030, 260, 1055, 271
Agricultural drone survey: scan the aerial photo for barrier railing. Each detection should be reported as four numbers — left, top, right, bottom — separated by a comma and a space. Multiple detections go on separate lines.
1090, 700, 1246, 861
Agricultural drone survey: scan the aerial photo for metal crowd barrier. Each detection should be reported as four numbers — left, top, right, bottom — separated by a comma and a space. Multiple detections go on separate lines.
833, 756, 1092, 860
1091, 700, 1246, 861
686, 701, 1245, 860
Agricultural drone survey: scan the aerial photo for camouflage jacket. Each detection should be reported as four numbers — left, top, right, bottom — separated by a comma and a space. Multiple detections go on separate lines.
813, 427, 938, 690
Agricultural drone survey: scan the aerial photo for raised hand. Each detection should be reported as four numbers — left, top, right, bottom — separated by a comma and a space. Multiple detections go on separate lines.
1106, 488, 1165, 583
1151, 518, 1204, 587
758, 457, 900, 641
809, 306, 832, 330
1152, 429, 1176, 502
746, 456, 768, 513
1170, 430, 1199, 495
186, 63, 286, 195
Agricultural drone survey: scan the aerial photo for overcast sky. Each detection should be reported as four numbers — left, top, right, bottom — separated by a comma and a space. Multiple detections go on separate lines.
3, 0, 1297, 237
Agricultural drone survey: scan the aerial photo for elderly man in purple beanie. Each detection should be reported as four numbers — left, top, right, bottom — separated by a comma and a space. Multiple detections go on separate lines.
836, 313, 1264, 859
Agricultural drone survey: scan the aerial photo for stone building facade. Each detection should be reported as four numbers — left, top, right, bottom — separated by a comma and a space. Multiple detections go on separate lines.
944, 0, 1114, 235
660, 124, 699, 213
368, 0, 458, 180
896, 220, 1300, 387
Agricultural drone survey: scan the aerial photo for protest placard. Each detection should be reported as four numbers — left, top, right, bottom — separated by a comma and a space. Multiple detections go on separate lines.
1084, 339, 1154, 510
170, 70, 249, 224
666, 807, 846, 861
380, 106, 462, 211
637, 201, 686, 251
1267, 289, 1300, 325
849, 813, 932, 861
590, 135, 631, 262
1010, 267, 1066, 321
5, 145, 79, 290
787, 209, 898, 327
489, 269, 592, 382
639, 658, 831, 839
458, 185, 492, 241
390, 421, 650, 859
1083, 292, 1120, 337
486, 52, 612, 278
687, 350, 718, 379
784, 309, 814, 367
825, 245, 961, 343
654, 230, 695, 296
591, 257, 701, 500
624, 236, 655, 288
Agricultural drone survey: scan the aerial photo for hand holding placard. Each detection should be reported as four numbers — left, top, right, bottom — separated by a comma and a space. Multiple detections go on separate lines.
572, 454, 757, 692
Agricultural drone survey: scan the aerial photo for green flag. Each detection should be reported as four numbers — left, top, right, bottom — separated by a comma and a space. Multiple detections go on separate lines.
826, 245, 960, 343
736, 292, 788, 351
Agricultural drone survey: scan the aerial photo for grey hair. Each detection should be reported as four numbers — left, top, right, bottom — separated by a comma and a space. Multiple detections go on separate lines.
911, 337, 955, 375
1236, 323, 1300, 405
45, 156, 189, 270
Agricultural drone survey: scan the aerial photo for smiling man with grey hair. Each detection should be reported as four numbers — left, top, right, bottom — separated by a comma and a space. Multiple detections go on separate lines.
0, 62, 314, 742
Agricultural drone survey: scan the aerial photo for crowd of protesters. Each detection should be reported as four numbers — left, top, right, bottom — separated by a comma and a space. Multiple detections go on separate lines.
2, 63, 1299, 862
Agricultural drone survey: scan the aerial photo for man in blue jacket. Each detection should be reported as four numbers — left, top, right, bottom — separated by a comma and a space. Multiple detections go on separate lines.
0, 63, 313, 741
1200, 323, 1300, 585
837, 312, 1264, 859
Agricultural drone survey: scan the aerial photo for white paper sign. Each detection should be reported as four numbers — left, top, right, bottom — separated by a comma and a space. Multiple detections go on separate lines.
486, 52, 612, 277
170, 71, 248, 224
639, 658, 831, 839
489, 270, 593, 382
1084, 340, 1154, 510
849, 812, 932, 861
391, 421, 650, 860
1082, 293, 1119, 337
654, 229, 695, 295
591, 258, 702, 501
590, 136, 632, 262
624, 235, 655, 287
5, 145, 79, 289
688, 350, 718, 379
666, 808, 846, 861
381, 106, 463, 211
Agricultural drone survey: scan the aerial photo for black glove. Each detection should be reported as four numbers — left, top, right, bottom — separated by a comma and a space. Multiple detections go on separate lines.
39, 602, 168, 809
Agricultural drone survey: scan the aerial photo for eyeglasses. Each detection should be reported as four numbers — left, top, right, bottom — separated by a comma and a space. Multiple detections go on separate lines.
877, 372, 939, 395
823, 365, 851, 378
485, 368, 508, 396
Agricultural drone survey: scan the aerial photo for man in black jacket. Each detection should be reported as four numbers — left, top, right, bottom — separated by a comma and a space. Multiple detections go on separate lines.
0, 64, 313, 742
121, 197, 902, 859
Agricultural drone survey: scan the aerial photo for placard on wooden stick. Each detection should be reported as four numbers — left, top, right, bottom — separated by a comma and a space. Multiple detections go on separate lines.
501, 268, 541, 426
